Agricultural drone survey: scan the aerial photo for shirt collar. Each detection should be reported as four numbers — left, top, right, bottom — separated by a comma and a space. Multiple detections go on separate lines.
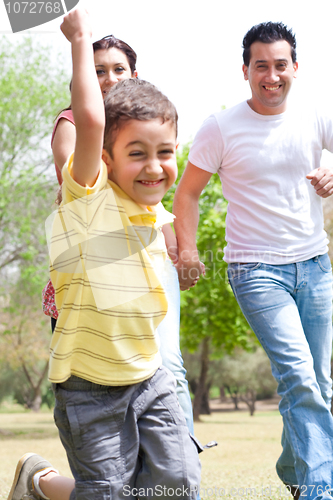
107, 179, 174, 228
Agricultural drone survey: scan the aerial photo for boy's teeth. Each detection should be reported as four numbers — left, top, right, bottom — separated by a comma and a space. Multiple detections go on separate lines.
265, 86, 279, 90
141, 180, 159, 185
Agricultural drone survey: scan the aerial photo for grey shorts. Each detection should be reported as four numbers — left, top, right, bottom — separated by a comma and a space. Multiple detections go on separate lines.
53, 366, 201, 500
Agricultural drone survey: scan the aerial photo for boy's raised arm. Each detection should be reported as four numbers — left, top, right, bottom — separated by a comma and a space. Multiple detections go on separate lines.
61, 9, 105, 187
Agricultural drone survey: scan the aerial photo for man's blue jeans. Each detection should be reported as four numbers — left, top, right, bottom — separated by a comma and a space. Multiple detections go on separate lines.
157, 259, 194, 434
228, 255, 333, 499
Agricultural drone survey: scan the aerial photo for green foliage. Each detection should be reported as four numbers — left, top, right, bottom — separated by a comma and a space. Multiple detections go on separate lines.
0, 35, 69, 278
0, 270, 51, 410
0, 361, 53, 409
218, 348, 277, 400
0, 36, 70, 410
183, 346, 277, 415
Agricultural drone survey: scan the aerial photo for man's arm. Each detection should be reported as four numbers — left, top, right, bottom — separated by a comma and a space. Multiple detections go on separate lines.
173, 162, 212, 290
60, 9, 105, 187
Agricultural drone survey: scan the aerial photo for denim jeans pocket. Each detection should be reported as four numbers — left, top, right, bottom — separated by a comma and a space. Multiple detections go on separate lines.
228, 262, 262, 280
317, 254, 332, 273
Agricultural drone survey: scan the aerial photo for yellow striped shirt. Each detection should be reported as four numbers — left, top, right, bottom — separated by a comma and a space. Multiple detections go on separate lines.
47, 155, 174, 385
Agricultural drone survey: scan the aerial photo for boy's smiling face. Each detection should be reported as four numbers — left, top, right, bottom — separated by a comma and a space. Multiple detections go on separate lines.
102, 119, 178, 207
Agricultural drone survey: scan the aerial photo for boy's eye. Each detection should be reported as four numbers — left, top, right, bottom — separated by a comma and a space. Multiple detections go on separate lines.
159, 149, 174, 156
129, 151, 144, 157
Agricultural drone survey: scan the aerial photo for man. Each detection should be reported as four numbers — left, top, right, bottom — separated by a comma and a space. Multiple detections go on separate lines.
173, 22, 333, 500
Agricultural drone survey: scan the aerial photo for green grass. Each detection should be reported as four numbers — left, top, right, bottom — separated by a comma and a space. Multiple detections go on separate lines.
0, 408, 290, 500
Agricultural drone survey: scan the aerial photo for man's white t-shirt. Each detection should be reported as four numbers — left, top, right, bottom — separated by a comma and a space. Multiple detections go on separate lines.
189, 101, 333, 264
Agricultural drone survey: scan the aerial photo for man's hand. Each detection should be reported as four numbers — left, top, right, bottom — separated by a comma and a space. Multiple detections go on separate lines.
60, 8, 92, 44
173, 162, 212, 289
306, 167, 333, 198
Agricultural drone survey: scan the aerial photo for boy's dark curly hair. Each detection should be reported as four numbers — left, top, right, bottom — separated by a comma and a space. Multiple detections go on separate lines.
103, 79, 178, 155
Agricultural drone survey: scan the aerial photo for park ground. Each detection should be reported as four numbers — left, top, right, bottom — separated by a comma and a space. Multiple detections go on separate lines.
0, 398, 292, 500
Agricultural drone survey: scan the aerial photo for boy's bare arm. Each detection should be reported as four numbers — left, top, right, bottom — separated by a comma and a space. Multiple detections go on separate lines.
162, 224, 178, 264
61, 9, 105, 187
173, 162, 212, 290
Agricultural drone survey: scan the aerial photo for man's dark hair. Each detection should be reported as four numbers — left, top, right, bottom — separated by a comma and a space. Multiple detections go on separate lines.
103, 79, 178, 155
242, 22, 297, 66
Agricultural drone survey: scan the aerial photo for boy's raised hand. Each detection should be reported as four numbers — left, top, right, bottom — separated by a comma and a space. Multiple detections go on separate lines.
60, 8, 92, 44
60, 7, 105, 188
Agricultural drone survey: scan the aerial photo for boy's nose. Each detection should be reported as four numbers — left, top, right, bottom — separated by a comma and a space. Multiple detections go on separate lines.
145, 159, 163, 174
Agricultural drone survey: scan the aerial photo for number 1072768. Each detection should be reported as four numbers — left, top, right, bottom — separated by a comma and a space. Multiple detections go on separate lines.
5, 2, 62, 14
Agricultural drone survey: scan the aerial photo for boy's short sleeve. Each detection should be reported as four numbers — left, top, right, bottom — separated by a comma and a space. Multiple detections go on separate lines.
61, 153, 108, 202
188, 114, 223, 174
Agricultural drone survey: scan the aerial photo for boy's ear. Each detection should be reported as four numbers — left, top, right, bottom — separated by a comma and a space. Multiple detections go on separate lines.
102, 149, 112, 174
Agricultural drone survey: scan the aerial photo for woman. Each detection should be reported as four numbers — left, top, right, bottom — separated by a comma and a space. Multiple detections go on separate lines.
52, 35, 138, 185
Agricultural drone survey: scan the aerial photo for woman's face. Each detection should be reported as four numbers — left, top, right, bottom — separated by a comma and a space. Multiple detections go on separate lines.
94, 48, 137, 98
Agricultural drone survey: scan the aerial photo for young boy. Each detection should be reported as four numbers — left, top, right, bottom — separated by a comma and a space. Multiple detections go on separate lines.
7, 9, 201, 500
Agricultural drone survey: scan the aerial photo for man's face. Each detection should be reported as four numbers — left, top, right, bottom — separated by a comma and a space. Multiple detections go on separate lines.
242, 40, 298, 115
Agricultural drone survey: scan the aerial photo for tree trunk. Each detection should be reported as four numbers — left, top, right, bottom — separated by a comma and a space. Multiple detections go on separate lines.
219, 386, 227, 402
200, 383, 211, 415
30, 392, 42, 412
230, 393, 240, 410
22, 360, 49, 412
193, 337, 210, 421
224, 384, 240, 410
240, 389, 257, 416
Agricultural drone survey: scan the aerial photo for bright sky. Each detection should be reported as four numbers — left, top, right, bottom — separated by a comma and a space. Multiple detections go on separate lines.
1, 0, 333, 163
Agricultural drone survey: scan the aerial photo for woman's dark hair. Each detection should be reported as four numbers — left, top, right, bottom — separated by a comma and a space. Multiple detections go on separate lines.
93, 35, 137, 76
242, 22, 297, 66
56, 34, 137, 115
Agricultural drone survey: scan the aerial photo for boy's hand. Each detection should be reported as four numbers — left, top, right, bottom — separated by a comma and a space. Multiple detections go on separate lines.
60, 8, 92, 43
61, 6, 104, 187
177, 260, 205, 291
185, 261, 205, 290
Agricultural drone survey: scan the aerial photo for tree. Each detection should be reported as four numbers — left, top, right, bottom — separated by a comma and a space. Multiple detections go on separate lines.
0, 35, 69, 277
0, 36, 70, 409
0, 265, 53, 411
163, 145, 254, 420
218, 348, 277, 415
183, 346, 277, 416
